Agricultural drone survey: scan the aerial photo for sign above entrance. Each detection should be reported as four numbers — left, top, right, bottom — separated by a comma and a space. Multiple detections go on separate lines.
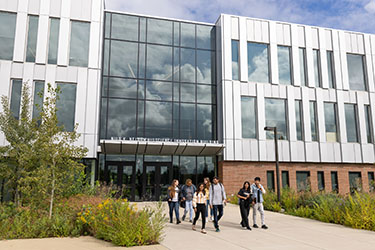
99, 139, 224, 156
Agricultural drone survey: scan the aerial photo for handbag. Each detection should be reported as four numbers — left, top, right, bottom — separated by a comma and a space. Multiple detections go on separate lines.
180, 200, 186, 208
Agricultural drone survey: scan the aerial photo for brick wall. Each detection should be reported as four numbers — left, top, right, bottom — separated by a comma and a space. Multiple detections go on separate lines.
219, 161, 375, 196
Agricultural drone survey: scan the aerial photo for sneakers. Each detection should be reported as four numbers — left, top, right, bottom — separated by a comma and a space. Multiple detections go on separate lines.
169, 220, 173, 223
189, 219, 193, 223
176, 220, 181, 224
201, 229, 207, 234
210, 216, 214, 221
215, 228, 220, 232
192, 225, 196, 231
262, 225, 268, 229
253, 224, 259, 228
182, 215, 186, 221
246, 226, 252, 230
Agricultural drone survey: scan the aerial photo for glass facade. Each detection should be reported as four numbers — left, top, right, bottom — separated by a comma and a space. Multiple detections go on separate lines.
365, 105, 373, 143
247, 42, 269, 83
56, 83, 77, 132
324, 103, 338, 142
299, 48, 307, 86
344, 104, 358, 143
313, 49, 321, 87
48, 18, 60, 64
69, 21, 90, 67
232, 40, 239, 80
295, 100, 303, 141
278, 46, 292, 85
310, 101, 318, 141
10, 79, 22, 120
0, 12, 17, 60
265, 98, 287, 140
241, 96, 256, 138
26, 15, 39, 62
327, 51, 335, 88
347, 54, 366, 91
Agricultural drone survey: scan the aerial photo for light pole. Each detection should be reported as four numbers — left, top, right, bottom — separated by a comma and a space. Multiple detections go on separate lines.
264, 126, 281, 202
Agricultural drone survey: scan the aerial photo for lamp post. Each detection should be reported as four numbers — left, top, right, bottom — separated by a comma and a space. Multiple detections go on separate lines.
264, 126, 281, 202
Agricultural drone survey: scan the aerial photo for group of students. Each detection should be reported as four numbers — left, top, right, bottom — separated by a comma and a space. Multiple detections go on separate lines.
167, 176, 268, 234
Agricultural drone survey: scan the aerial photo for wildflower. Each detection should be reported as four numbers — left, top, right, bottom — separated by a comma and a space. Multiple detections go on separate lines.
104, 217, 109, 221
80, 216, 87, 224
98, 204, 103, 210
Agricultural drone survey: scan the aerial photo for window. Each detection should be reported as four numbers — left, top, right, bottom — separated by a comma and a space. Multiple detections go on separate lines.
0, 12, 17, 60
197, 25, 215, 50
147, 18, 173, 45
180, 103, 195, 139
265, 98, 287, 140
295, 100, 303, 141
145, 101, 172, 138
278, 46, 292, 85
106, 99, 136, 138
10, 80, 22, 120
317, 171, 325, 191
267, 171, 275, 191
344, 104, 358, 143
331, 171, 339, 192
26, 15, 39, 62
368, 172, 374, 192
299, 48, 307, 86
365, 105, 373, 143
349, 172, 362, 193
310, 101, 318, 141
32, 81, 44, 119
347, 54, 366, 91
313, 49, 321, 87
180, 48, 195, 82
111, 14, 138, 41
282, 171, 289, 188
327, 51, 335, 88
69, 21, 90, 67
180, 23, 195, 48
296, 171, 310, 191
147, 44, 173, 81
56, 83, 77, 132
48, 18, 60, 64
232, 40, 239, 80
241, 96, 256, 139
197, 50, 214, 84
324, 103, 338, 142
110, 40, 138, 77
247, 42, 269, 83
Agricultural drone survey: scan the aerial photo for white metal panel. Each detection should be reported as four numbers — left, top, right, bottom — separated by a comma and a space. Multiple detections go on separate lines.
33, 64, 45, 80
306, 47, 315, 87
316, 89, 326, 142
233, 81, 242, 140
231, 17, 239, 40
242, 139, 251, 160
261, 21, 269, 43
328, 88, 336, 102
279, 84, 286, 98
357, 92, 367, 144
371, 35, 375, 54
325, 29, 332, 50
60, 0, 71, 18
75, 68, 87, 134
333, 142, 341, 162
0, 61, 12, 106
357, 34, 364, 54
351, 33, 358, 53
283, 24, 291, 46
266, 140, 275, 161
345, 33, 351, 52
11, 63, 23, 79
294, 86, 301, 99
84, 134, 96, 157
264, 83, 271, 97
39, 0, 50, 15
239, 17, 248, 82
258, 140, 267, 161
364, 35, 375, 92
276, 23, 283, 45
362, 144, 374, 163
320, 49, 329, 88
67, 66, 78, 82
320, 143, 334, 162
70, 0, 82, 20
339, 31, 350, 90
333, 49, 343, 90
302, 88, 312, 141
28, 0, 40, 14
341, 144, 355, 162
81, 0, 92, 20
249, 82, 256, 95
22, 63, 34, 88
55, 66, 67, 81
224, 81, 233, 139
271, 84, 278, 98
223, 15, 232, 81
311, 28, 319, 49
291, 24, 298, 46
256, 83, 265, 140
305, 142, 320, 162
250, 139, 259, 161
234, 139, 242, 160
297, 25, 305, 47
287, 86, 296, 141
88, 21, 101, 69
57, 17, 69, 66
13, 12, 27, 62
45, 65, 56, 88
246, 19, 254, 41
292, 45, 301, 86
224, 139, 234, 160
0, 0, 18, 12
18, 0, 28, 12
290, 141, 305, 161
269, 21, 277, 44
370, 94, 375, 148
240, 82, 248, 95
336, 91, 347, 143
254, 20, 262, 42
91, 0, 102, 23
35, 15, 49, 64
49, 0, 61, 17
279, 140, 290, 161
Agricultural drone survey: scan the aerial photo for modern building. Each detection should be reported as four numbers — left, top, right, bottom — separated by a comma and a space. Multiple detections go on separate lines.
0, 0, 374, 200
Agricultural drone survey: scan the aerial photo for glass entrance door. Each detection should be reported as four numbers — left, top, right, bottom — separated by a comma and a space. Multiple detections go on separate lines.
143, 162, 172, 201
105, 161, 136, 200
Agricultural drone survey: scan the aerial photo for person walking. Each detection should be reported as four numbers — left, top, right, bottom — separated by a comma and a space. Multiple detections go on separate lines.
181, 179, 196, 222
251, 177, 268, 229
192, 183, 207, 234
167, 179, 181, 224
204, 177, 214, 221
209, 176, 227, 232
237, 181, 252, 230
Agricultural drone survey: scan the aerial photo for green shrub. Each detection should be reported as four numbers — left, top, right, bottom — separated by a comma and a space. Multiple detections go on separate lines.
227, 194, 239, 205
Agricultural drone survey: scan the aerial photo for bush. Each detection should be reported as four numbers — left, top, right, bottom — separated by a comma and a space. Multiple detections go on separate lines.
227, 194, 239, 205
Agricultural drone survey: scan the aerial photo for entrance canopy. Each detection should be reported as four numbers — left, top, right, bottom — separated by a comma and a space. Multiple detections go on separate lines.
99, 139, 224, 156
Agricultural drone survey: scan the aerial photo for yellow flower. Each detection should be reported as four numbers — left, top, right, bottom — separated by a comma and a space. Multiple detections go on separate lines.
98, 204, 103, 209
104, 217, 109, 221
80, 216, 87, 224
77, 212, 82, 216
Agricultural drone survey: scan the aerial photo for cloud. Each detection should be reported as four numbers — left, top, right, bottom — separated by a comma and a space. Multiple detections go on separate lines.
105, 0, 375, 33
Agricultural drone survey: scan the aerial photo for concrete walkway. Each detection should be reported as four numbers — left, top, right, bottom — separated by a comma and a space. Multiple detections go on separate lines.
1, 204, 375, 250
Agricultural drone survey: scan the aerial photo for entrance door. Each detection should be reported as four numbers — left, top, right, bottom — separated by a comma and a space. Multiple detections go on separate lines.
143, 162, 172, 201
105, 161, 136, 200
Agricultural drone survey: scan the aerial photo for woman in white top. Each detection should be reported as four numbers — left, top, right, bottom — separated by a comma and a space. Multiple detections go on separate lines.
192, 183, 207, 234
167, 179, 181, 224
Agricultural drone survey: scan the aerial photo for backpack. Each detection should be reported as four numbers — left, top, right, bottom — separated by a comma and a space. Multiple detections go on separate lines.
211, 183, 224, 199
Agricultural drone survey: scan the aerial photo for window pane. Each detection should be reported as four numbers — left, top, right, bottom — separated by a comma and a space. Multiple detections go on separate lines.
197, 84, 214, 104
32, 81, 44, 119
107, 99, 136, 138
232, 40, 239, 80
104, 13, 111, 38
296, 171, 310, 191
347, 54, 366, 91
103, 40, 109, 75
145, 81, 172, 101
110, 40, 138, 78
180, 83, 195, 102
10, 80, 22, 119
345, 104, 358, 143
48, 18, 60, 64
265, 98, 287, 140
180, 48, 195, 82
349, 172, 362, 193
365, 105, 373, 143
282, 171, 289, 188
0, 12, 17, 60
173, 102, 179, 138
331, 171, 339, 192
145, 101, 172, 138
197, 50, 213, 84
295, 100, 303, 140
197, 25, 214, 49
197, 156, 215, 183
180, 103, 195, 139
69, 21, 90, 67
173, 22, 180, 46
299, 48, 306, 86
324, 103, 338, 142
180, 156, 196, 184
247, 42, 269, 83
368, 172, 375, 192
197, 104, 213, 140
100, 98, 107, 139
111, 14, 138, 41
181, 23, 195, 48
327, 51, 335, 88
241, 96, 256, 139
313, 49, 321, 87
147, 18, 172, 45
108, 78, 137, 98
56, 83, 77, 132
146, 44, 173, 81
317, 171, 325, 191
26, 16, 39, 62
310, 101, 318, 141
267, 171, 275, 191
278, 46, 292, 85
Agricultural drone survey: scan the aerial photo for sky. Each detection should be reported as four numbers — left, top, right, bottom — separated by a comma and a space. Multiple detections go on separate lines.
105, 0, 375, 34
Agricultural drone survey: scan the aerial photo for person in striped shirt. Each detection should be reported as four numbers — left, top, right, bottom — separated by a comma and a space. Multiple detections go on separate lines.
192, 183, 207, 234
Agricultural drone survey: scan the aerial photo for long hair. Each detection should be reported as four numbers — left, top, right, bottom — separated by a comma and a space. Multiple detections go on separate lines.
169, 179, 178, 198
242, 181, 251, 192
204, 177, 211, 189
196, 183, 206, 196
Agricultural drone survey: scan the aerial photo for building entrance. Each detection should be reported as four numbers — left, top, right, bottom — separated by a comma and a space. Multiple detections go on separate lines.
142, 162, 172, 201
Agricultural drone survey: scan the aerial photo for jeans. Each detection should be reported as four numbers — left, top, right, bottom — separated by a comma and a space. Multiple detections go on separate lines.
193, 204, 206, 229
184, 200, 194, 221
212, 204, 224, 229
205, 200, 213, 217
239, 200, 250, 227
168, 201, 179, 222
253, 202, 265, 225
